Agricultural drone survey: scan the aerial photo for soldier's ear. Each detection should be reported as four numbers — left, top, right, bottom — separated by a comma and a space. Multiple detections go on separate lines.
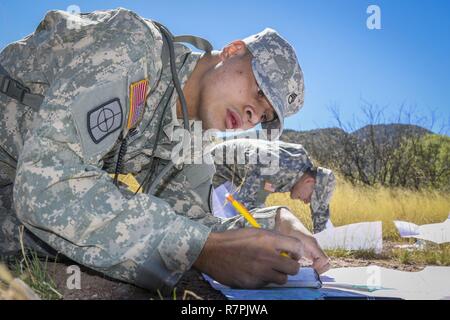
305, 176, 316, 186
219, 40, 247, 61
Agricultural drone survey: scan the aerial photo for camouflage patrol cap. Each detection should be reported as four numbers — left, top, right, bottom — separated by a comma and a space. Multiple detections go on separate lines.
243, 28, 305, 134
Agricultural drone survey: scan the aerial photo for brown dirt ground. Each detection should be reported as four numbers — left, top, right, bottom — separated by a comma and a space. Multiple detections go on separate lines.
44, 241, 429, 300
47, 263, 225, 300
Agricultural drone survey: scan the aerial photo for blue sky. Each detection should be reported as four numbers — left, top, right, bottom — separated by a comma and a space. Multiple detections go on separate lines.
1, 0, 449, 134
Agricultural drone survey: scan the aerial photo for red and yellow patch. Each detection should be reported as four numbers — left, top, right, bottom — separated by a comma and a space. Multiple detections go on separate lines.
127, 79, 149, 129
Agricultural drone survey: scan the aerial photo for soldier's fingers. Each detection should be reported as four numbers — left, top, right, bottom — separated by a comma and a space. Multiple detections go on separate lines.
308, 246, 330, 275
304, 236, 328, 261
285, 249, 302, 261
274, 234, 304, 260
263, 269, 288, 286
312, 257, 331, 275
271, 255, 300, 276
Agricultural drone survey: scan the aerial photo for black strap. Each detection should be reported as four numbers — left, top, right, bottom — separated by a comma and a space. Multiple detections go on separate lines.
0, 64, 44, 111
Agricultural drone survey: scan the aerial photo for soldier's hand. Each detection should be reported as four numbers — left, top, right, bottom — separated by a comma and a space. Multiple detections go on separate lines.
193, 228, 302, 289
275, 208, 331, 274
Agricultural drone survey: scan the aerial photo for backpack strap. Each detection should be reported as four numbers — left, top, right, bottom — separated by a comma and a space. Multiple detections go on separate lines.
173, 35, 213, 53
0, 64, 44, 111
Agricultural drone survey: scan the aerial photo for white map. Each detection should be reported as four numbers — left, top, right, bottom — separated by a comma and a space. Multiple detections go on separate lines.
314, 221, 383, 253
321, 266, 450, 300
394, 214, 450, 244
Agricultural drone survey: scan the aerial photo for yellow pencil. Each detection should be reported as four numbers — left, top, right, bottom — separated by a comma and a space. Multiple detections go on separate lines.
225, 193, 290, 258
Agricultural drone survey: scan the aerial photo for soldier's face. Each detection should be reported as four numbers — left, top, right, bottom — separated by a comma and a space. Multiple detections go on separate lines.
197, 41, 276, 131
290, 175, 316, 204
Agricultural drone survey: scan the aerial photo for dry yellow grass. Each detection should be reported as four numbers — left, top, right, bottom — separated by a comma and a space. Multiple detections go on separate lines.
266, 178, 450, 240
0, 264, 41, 300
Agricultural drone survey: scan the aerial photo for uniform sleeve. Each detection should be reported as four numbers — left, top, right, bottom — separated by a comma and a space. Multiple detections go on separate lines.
12, 9, 210, 291
310, 206, 330, 233
159, 159, 283, 233
211, 140, 319, 231
209, 141, 279, 229
212, 141, 264, 210
212, 141, 337, 233
310, 167, 336, 233
211, 160, 287, 231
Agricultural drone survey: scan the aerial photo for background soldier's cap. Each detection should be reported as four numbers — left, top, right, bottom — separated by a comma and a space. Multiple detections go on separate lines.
243, 28, 305, 135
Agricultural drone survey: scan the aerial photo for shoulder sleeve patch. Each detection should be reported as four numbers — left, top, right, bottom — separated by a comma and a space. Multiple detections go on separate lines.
87, 98, 123, 144
70, 80, 127, 162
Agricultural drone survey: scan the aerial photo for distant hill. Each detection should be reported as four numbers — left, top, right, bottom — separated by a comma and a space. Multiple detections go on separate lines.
214, 123, 447, 189
352, 124, 432, 146
280, 124, 433, 170
281, 124, 431, 154
281, 127, 348, 163
280, 124, 449, 190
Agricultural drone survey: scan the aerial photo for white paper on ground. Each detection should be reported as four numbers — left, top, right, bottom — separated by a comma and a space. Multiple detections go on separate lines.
203, 266, 450, 300
394, 216, 450, 244
321, 266, 450, 300
314, 221, 383, 253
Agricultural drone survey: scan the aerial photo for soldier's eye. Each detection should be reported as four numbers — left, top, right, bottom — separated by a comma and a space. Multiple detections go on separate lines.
261, 113, 268, 122
258, 89, 265, 98
262, 111, 278, 124
261, 110, 276, 123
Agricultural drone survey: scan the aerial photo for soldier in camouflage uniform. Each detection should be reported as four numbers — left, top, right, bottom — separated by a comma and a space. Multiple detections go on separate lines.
211, 139, 336, 233
0, 8, 329, 291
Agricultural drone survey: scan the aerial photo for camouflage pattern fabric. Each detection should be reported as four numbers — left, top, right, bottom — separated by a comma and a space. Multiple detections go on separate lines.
243, 28, 305, 133
0, 149, 55, 260
311, 167, 336, 233
0, 8, 302, 291
0, 149, 18, 257
154, 154, 279, 233
212, 139, 336, 233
